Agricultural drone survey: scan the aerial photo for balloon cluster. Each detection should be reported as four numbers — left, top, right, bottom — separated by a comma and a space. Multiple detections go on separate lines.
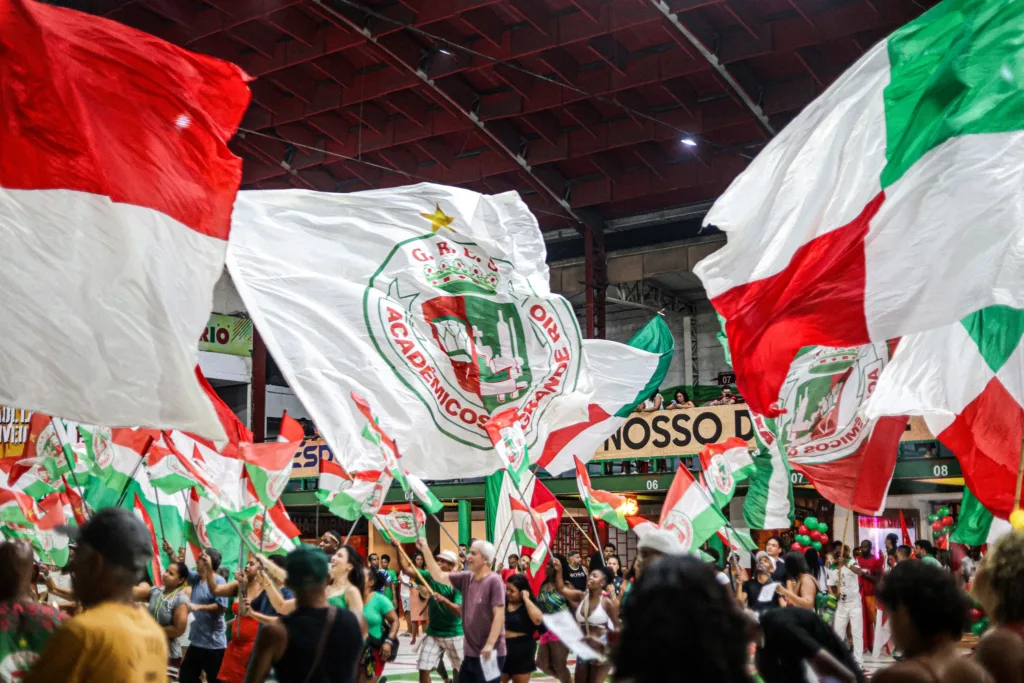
927, 506, 954, 538
791, 516, 829, 553
968, 604, 990, 636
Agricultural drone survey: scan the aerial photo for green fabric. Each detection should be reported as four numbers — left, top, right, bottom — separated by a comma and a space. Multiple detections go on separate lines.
484, 470, 504, 542
420, 570, 464, 637
618, 317, 676, 417
364, 592, 394, 639
328, 593, 348, 610
951, 485, 994, 545
882, 0, 1024, 188
920, 555, 942, 567
960, 306, 1024, 374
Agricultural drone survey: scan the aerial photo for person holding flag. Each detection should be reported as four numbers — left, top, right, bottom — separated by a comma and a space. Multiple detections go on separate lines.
418, 538, 506, 683
550, 556, 619, 683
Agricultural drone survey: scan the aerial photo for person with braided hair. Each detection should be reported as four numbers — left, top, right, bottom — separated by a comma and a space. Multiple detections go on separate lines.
973, 531, 1024, 683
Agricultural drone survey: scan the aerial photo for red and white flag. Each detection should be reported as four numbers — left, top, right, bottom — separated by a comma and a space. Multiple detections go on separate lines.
0, 0, 250, 441
239, 411, 305, 508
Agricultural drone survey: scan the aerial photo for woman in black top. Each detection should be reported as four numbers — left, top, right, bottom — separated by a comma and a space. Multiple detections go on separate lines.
244, 545, 363, 683
502, 574, 544, 683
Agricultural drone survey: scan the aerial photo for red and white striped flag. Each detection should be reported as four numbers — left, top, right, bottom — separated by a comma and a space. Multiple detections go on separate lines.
0, 0, 250, 441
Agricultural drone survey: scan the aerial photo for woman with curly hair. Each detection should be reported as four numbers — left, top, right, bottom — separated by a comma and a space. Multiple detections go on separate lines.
973, 531, 1024, 683
871, 561, 987, 683
612, 555, 751, 683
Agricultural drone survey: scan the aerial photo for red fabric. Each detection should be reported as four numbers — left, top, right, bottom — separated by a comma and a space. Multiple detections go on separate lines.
856, 555, 883, 597
218, 610, 259, 683
899, 510, 912, 546
536, 404, 613, 469
939, 378, 1024, 519
0, 0, 250, 238
710, 192, 885, 416
791, 415, 908, 515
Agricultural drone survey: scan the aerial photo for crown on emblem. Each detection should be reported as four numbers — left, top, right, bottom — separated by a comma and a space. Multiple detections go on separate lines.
424, 258, 498, 296
808, 348, 859, 375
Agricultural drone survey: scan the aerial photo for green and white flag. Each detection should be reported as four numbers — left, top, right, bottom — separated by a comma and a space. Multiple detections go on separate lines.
374, 504, 426, 544
228, 185, 672, 480
698, 437, 755, 508
950, 484, 1011, 547
484, 408, 530, 487
868, 305, 1024, 519
659, 466, 729, 554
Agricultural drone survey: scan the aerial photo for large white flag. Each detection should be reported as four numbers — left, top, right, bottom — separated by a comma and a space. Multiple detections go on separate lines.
228, 184, 623, 479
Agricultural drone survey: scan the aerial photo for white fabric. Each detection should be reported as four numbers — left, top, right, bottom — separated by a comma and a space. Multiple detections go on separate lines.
834, 598, 864, 667
417, 634, 463, 671
228, 184, 603, 479
864, 132, 1024, 340
0, 187, 227, 442
872, 606, 892, 658
695, 41, 890, 296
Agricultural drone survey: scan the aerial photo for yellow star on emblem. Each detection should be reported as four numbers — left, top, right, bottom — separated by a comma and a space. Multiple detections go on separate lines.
420, 204, 455, 233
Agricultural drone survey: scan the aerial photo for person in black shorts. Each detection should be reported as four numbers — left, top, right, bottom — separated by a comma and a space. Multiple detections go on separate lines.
501, 575, 543, 682
244, 544, 363, 683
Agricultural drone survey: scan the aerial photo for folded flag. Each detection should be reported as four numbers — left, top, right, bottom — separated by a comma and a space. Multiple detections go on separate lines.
698, 437, 754, 508
694, 0, 1024, 416
0, 0, 250, 441
485, 408, 531, 487
659, 466, 729, 554
507, 479, 563, 595
537, 316, 674, 475
868, 305, 1024, 519
240, 411, 305, 508
375, 504, 426, 544
574, 455, 632, 531
316, 458, 391, 521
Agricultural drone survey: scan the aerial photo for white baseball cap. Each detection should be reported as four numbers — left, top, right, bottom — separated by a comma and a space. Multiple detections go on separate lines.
437, 550, 459, 565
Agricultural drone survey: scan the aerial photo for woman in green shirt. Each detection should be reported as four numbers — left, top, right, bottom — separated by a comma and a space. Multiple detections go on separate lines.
359, 566, 398, 683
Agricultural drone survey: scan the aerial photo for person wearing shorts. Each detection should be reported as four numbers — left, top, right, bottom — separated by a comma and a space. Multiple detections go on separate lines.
501, 575, 543, 682
392, 543, 465, 683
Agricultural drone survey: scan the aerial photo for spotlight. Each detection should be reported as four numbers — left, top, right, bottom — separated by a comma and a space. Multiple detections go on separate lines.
680, 137, 697, 147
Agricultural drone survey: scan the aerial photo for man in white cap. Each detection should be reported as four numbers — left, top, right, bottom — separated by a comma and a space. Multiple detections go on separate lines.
392, 541, 464, 683
619, 530, 684, 610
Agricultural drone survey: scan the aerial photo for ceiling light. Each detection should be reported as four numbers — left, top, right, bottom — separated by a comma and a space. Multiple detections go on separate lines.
680, 137, 697, 147
439, 48, 454, 56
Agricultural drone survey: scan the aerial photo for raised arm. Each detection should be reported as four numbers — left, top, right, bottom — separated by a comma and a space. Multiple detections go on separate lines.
522, 591, 544, 626
416, 539, 452, 586
210, 570, 242, 598
132, 582, 153, 602
551, 558, 584, 605
257, 571, 296, 615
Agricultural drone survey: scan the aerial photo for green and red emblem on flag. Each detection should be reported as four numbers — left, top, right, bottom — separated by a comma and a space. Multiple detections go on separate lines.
0, 488, 43, 527
659, 466, 729, 554
573, 455, 632, 531
375, 503, 426, 544
508, 480, 563, 594
240, 411, 304, 508
698, 437, 755, 508
485, 408, 530, 487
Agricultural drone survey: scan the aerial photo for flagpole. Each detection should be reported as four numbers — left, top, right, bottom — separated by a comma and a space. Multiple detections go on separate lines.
1014, 434, 1024, 512
116, 436, 155, 507
564, 507, 601, 553
585, 509, 606, 567
48, 418, 88, 510
259, 506, 268, 553
342, 518, 359, 547
428, 511, 461, 550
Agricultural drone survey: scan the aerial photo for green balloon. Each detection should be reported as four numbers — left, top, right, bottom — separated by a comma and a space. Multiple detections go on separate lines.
804, 517, 819, 531
798, 534, 811, 546
938, 506, 950, 517
971, 617, 990, 635
927, 513, 939, 523
811, 540, 823, 551
818, 522, 828, 533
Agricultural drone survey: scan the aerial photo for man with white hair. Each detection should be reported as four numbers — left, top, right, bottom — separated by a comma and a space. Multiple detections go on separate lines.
419, 538, 506, 683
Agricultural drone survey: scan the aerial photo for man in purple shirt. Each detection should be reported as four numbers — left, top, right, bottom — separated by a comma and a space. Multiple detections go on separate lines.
418, 538, 506, 683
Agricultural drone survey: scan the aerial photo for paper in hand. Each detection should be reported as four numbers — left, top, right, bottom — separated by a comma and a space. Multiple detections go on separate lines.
542, 611, 605, 662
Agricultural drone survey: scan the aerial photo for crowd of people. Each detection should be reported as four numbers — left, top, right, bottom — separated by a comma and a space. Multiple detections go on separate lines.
3, 507, 1024, 683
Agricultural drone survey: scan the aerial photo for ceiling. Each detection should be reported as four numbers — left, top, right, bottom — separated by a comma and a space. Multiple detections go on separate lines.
78, 0, 938, 231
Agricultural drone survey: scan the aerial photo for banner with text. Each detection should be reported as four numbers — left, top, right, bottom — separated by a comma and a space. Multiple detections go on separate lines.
592, 406, 932, 460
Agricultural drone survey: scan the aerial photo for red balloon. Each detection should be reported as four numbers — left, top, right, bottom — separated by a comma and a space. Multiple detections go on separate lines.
797, 525, 809, 536
791, 542, 804, 551
931, 520, 943, 531
819, 534, 829, 546
809, 530, 822, 542
969, 608, 984, 622
943, 516, 954, 527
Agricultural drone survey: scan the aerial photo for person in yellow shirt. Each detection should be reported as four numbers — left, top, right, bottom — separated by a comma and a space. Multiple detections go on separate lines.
25, 506, 169, 683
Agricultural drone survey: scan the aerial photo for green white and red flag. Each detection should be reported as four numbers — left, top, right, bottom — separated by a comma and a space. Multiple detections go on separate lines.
573, 455, 632, 531
375, 504, 426, 544
626, 516, 658, 539
134, 493, 164, 587
698, 437, 755, 508
148, 431, 220, 496
485, 408, 531, 487
0, 487, 43, 527
694, 0, 1024, 418
868, 305, 1024, 518
77, 426, 155, 494
60, 481, 88, 525
316, 458, 391, 521
507, 480, 563, 595
950, 485, 1011, 546
351, 393, 442, 514
659, 466, 729, 554
239, 411, 304, 508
